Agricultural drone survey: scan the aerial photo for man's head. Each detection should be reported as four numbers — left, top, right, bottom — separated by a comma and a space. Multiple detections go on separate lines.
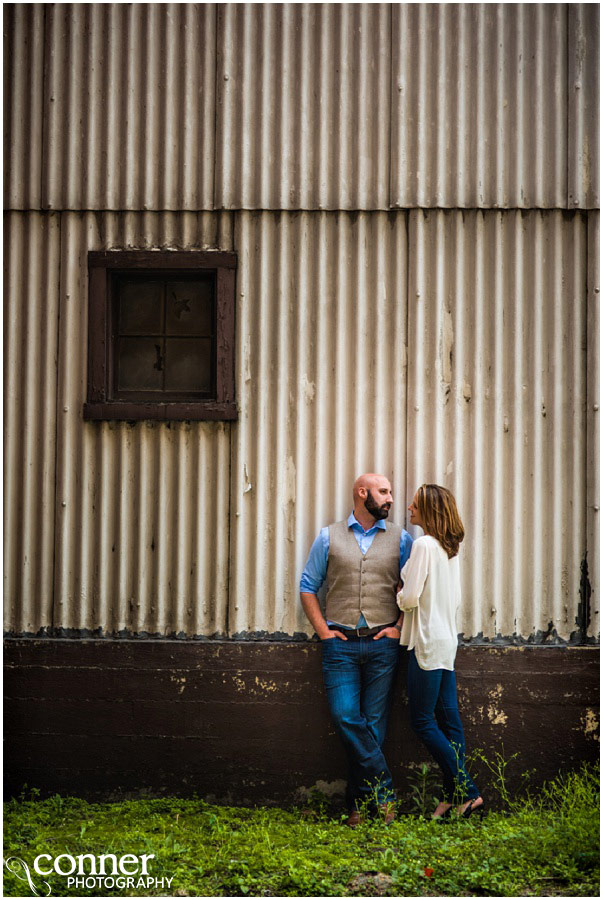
353, 473, 393, 521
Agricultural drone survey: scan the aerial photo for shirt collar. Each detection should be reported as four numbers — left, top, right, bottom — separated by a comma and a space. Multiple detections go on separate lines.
347, 512, 387, 534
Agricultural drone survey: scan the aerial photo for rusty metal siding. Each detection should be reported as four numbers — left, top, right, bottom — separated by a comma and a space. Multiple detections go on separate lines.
4, 4, 45, 210
215, 3, 392, 211
569, 4, 600, 210
587, 211, 600, 639
406, 210, 587, 641
229, 211, 409, 636
4, 213, 61, 633
40, 3, 216, 211
52, 212, 233, 635
391, 3, 569, 209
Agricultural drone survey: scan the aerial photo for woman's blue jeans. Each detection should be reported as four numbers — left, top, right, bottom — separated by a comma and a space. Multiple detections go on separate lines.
406, 649, 480, 803
321, 635, 399, 810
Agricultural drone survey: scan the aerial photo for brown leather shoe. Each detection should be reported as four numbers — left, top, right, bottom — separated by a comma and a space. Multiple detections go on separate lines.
345, 810, 365, 827
378, 802, 396, 825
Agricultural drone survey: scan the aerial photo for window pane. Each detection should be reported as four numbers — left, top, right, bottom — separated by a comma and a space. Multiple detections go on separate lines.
117, 338, 164, 391
165, 280, 213, 336
118, 280, 163, 334
164, 338, 212, 392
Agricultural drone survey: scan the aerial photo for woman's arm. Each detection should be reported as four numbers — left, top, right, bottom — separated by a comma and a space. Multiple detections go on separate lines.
397, 539, 429, 610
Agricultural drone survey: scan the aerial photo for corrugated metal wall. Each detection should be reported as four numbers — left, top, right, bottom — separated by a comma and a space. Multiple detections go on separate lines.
4, 213, 60, 632
229, 212, 409, 636
4, 3, 599, 211
391, 3, 569, 208
3, 4, 599, 640
5, 212, 234, 636
406, 210, 587, 640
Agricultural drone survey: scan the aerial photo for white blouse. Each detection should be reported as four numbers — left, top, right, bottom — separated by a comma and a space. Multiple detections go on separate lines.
396, 534, 461, 671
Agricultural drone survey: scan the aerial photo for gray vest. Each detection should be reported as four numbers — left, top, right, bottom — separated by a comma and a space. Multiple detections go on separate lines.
325, 521, 402, 628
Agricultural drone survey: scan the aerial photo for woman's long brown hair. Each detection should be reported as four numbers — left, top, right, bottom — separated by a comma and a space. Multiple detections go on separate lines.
416, 484, 465, 558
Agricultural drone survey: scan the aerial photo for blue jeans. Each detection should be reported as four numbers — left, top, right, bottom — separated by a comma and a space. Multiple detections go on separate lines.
406, 649, 480, 803
321, 635, 399, 810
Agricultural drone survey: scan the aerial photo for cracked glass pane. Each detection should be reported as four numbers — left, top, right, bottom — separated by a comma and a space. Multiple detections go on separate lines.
166, 279, 213, 336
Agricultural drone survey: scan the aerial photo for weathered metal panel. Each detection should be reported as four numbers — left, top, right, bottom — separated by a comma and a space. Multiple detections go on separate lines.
4, 213, 61, 632
3, 4, 45, 209
568, 4, 600, 209
7, 4, 598, 214
52, 212, 234, 636
230, 211, 409, 636
391, 4, 568, 209
406, 210, 588, 641
587, 211, 599, 639
41, 4, 216, 210
215, 4, 391, 210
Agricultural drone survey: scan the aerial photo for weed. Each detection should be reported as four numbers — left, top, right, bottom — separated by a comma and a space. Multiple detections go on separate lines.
406, 762, 440, 817
2, 763, 599, 897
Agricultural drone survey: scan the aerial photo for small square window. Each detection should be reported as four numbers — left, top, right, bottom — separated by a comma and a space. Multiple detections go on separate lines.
84, 251, 237, 421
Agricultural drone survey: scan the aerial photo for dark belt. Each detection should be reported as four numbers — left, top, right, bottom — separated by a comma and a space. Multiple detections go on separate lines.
328, 622, 397, 640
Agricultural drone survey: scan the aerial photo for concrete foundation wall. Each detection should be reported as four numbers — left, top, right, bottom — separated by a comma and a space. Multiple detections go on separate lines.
4, 640, 599, 804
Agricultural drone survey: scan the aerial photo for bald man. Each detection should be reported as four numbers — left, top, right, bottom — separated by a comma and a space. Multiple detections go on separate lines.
300, 474, 413, 826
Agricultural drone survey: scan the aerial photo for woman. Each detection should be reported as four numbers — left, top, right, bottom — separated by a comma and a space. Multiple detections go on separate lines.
397, 484, 484, 820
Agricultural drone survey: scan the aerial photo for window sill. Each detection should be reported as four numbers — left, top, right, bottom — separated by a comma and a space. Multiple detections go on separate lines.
83, 401, 238, 422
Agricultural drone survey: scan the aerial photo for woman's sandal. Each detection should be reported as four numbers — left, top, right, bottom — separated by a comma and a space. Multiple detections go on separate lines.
461, 798, 485, 819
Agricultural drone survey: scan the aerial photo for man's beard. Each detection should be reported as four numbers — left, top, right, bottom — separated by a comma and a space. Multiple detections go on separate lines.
364, 492, 391, 520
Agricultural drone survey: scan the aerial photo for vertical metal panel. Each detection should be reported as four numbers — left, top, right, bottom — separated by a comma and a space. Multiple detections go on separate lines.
406, 210, 587, 640
4, 4, 45, 209
391, 4, 568, 208
53, 212, 234, 635
215, 4, 391, 210
42, 4, 216, 210
4, 213, 61, 632
229, 211, 409, 635
587, 211, 599, 638
568, 4, 600, 209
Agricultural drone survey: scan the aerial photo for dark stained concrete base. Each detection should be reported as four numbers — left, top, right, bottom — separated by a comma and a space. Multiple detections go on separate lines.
4, 640, 600, 805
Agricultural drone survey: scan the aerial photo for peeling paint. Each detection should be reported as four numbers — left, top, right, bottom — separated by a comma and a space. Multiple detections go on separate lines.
243, 335, 251, 383
439, 306, 454, 394
296, 779, 346, 800
486, 683, 508, 725
581, 708, 599, 741
232, 673, 246, 692
170, 674, 187, 695
301, 374, 315, 403
254, 676, 281, 693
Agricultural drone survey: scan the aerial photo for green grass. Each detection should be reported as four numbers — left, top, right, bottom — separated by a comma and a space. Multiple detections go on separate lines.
3, 763, 599, 897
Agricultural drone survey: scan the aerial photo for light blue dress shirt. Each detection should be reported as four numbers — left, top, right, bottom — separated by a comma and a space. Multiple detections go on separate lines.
300, 512, 414, 628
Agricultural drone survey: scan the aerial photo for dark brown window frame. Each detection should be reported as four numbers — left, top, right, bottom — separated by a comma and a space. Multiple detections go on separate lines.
84, 251, 237, 421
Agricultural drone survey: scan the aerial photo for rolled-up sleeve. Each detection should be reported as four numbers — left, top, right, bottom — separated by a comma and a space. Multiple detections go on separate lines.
397, 539, 429, 610
299, 528, 329, 593
399, 530, 413, 571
